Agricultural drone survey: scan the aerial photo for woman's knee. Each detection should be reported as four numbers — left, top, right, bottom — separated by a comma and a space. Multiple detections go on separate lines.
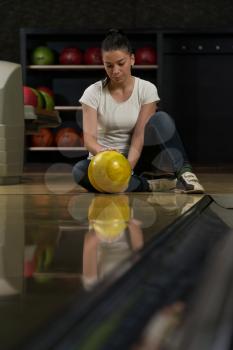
146, 110, 176, 141
150, 111, 175, 128
72, 159, 89, 184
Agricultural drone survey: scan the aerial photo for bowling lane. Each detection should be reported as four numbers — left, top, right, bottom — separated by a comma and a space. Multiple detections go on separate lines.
0, 192, 202, 349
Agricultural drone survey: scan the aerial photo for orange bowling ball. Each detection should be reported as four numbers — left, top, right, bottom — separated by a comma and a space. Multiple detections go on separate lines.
30, 128, 54, 147
55, 127, 83, 147
88, 150, 131, 193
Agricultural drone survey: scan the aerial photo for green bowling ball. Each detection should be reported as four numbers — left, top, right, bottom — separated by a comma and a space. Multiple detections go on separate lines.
31, 46, 55, 65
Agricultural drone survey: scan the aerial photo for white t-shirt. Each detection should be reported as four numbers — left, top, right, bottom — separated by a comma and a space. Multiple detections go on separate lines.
79, 76, 160, 157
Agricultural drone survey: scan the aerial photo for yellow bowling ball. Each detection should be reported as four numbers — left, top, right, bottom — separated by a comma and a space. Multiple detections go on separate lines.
88, 195, 131, 242
88, 150, 131, 193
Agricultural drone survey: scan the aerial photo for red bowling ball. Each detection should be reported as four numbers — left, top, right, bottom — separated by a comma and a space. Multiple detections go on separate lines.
23, 86, 38, 107
59, 48, 83, 65
135, 47, 157, 65
84, 47, 102, 65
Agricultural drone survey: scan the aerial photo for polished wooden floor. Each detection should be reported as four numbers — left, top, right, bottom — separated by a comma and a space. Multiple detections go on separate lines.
1, 166, 232, 286
0, 167, 232, 348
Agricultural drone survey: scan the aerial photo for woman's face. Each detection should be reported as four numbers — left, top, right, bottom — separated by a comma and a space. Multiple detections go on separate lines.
102, 49, 135, 84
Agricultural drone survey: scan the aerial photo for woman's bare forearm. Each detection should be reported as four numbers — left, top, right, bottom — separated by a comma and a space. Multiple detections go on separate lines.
127, 131, 144, 169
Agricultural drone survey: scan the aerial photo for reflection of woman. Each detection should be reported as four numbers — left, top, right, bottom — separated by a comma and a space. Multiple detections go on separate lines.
82, 195, 144, 290
73, 29, 204, 194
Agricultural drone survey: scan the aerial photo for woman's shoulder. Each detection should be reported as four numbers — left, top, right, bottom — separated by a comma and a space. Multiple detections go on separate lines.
136, 77, 156, 90
134, 77, 160, 103
79, 80, 104, 107
84, 80, 103, 94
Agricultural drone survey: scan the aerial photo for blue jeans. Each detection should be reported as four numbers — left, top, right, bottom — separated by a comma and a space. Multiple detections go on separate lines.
72, 111, 191, 192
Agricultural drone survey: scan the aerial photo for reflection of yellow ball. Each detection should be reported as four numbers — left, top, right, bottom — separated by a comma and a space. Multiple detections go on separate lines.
88, 151, 131, 193
88, 195, 131, 242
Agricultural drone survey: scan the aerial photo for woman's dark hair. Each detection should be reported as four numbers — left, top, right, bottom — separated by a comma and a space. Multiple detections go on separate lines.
101, 28, 133, 54
101, 29, 133, 87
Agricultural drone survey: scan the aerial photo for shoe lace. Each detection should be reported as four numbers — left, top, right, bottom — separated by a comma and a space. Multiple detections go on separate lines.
183, 173, 198, 182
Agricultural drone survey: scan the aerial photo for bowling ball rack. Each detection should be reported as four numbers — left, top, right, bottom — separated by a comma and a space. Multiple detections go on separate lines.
20, 195, 233, 350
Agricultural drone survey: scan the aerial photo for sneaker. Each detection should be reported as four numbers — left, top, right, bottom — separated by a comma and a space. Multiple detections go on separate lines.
148, 178, 177, 192
147, 193, 201, 215
176, 172, 205, 194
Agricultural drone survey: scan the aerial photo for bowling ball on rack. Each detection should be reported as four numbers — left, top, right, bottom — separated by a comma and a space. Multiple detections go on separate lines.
88, 150, 131, 193
59, 47, 83, 65
135, 47, 157, 65
84, 47, 102, 65
36, 86, 54, 98
55, 127, 83, 147
23, 86, 38, 107
30, 88, 45, 109
30, 128, 54, 147
31, 46, 55, 65
37, 89, 55, 111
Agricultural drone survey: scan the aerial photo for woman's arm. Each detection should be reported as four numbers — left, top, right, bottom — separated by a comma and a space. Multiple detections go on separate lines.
82, 103, 105, 155
127, 101, 157, 169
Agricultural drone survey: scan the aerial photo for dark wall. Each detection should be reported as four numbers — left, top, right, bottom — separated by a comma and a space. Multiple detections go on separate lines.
1, 0, 233, 63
